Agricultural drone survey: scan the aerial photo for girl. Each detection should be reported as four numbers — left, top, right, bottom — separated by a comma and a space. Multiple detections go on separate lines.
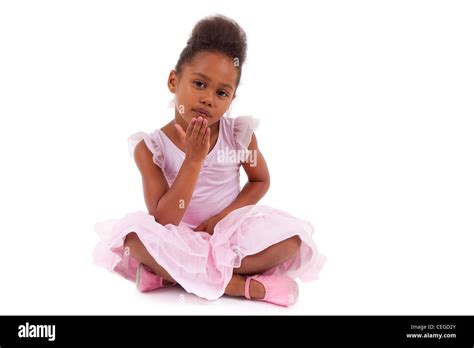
93, 14, 326, 307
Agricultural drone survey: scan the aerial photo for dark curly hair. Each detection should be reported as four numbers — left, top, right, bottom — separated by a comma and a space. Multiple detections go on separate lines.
175, 14, 247, 88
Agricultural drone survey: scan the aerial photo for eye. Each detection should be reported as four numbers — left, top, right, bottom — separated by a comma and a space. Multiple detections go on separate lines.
193, 80, 206, 89
218, 90, 229, 98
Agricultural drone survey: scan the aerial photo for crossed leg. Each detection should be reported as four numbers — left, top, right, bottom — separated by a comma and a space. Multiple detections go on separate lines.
123, 232, 176, 285
233, 235, 302, 275
227, 235, 302, 299
123, 232, 302, 299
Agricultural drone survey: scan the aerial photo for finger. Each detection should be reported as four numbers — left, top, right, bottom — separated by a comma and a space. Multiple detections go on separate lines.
195, 117, 207, 142
199, 119, 209, 141
202, 126, 210, 144
192, 117, 205, 139
186, 118, 196, 137
197, 117, 207, 138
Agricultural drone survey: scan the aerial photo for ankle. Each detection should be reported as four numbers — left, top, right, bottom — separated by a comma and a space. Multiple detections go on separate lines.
225, 275, 246, 297
248, 279, 265, 300
162, 279, 175, 286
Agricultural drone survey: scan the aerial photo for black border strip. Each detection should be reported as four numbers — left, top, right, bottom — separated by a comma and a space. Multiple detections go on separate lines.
0, 315, 473, 346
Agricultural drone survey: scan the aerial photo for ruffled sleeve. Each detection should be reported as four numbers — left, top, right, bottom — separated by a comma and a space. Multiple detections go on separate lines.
233, 115, 260, 162
127, 130, 166, 169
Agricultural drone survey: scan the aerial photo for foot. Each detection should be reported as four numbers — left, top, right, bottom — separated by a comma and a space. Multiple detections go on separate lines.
113, 247, 140, 281
244, 274, 299, 307
162, 279, 175, 286
246, 279, 266, 300
136, 263, 177, 293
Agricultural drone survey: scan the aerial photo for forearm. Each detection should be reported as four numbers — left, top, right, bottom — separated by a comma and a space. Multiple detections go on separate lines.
154, 159, 202, 226
218, 180, 270, 218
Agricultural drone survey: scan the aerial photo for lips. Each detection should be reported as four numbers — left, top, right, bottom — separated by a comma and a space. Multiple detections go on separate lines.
193, 108, 211, 118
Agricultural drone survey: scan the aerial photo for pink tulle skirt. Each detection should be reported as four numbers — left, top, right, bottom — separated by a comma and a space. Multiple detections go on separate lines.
93, 204, 326, 300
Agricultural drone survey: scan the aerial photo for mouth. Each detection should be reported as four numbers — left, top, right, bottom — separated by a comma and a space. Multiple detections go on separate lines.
193, 108, 211, 118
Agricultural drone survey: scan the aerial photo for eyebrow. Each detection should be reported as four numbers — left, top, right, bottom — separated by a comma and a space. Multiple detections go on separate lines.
191, 72, 234, 91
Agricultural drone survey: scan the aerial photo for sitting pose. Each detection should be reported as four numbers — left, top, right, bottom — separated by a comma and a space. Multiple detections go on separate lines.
93, 14, 326, 307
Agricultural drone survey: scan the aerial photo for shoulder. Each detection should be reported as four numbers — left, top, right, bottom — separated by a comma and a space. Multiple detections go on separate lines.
133, 139, 157, 172
220, 115, 260, 130
128, 129, 166, 169
233, 115, 260, 128
227, 115, 260, 149
133, 138, 151, 159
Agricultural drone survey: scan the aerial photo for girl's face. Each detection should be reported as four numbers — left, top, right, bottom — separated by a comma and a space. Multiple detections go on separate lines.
168, 51, 238, 127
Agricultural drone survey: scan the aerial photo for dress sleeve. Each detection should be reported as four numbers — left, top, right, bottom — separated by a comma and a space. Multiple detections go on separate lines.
233, 115, 260, 162
127, 130, 165, 169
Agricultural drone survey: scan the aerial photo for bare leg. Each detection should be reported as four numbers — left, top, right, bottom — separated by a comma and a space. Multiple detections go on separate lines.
233, 235, 302, 275
124, 232, 302, 299
123, 232, 176, 285
225, 235, 302, 300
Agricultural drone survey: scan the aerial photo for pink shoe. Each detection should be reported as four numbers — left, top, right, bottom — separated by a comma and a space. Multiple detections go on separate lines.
114, 246, 176, 292
113, 247, 140, 282
136, 263, 177, 293
244, 274, 299, 307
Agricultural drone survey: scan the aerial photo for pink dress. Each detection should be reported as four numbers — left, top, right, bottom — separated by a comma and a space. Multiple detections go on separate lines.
93, 115, 326, 300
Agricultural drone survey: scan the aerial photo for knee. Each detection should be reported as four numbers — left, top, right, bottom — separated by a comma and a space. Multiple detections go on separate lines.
285, 235, 302, 256
124, 232, 139, 247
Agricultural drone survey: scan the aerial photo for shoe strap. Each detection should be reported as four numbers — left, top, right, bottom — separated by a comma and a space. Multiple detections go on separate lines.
136, 263, 142, 285
244, 277, 252, 300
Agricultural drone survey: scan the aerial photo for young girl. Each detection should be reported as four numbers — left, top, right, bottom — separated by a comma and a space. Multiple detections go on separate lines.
93, 14, 326, 307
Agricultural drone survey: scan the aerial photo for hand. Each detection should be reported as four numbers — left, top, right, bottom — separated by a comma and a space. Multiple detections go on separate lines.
194, 214, 223, 236
174, 117, 210, 163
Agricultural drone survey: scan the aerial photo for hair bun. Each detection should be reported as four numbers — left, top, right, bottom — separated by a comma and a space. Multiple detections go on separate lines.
175, 14, 247, 87
189, 15, 247, 63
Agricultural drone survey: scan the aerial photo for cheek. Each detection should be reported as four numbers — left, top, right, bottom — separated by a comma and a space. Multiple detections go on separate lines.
175, 87, 192, 105
219, 98, 233, 110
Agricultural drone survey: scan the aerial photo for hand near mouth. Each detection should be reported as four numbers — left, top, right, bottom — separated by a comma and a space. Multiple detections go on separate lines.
174, 116, 211, 164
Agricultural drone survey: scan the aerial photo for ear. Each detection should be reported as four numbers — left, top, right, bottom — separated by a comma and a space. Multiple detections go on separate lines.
167, 70, 178, 93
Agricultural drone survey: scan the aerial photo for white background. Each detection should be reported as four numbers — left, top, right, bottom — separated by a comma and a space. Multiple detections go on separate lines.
0, 0, 473, 315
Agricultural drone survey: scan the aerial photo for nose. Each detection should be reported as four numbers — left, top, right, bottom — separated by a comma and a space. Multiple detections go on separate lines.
199, 91, 214, 108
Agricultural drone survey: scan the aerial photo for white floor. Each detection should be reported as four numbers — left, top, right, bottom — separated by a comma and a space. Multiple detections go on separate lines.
1, 215, 473, 315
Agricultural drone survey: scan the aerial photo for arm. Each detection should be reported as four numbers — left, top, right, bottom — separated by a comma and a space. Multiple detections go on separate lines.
134, 117, 210, 226
218, 132, 270, 219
